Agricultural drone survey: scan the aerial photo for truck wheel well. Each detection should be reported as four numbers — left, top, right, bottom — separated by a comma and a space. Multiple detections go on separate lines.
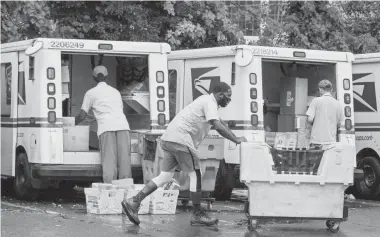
357, 148, 380, 164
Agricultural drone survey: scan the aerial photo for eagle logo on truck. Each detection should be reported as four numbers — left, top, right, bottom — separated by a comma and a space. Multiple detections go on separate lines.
191, 67, 221, 100
353, 73, 377, 112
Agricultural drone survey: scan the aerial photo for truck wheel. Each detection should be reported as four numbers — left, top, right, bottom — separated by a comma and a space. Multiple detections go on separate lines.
355, 156, 380, 199
59, 181, 76, 193
213, 159, 233, 201
14, 153, 39, 201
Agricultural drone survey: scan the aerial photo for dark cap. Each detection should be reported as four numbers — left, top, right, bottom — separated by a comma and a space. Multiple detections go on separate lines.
212, 82, 231, 94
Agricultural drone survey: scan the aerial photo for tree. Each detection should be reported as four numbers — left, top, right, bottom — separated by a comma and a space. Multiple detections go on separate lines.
256, 1, 379, 53
338, 1, 380, 53
1, 1, 245, 49
1, 1, 59, 43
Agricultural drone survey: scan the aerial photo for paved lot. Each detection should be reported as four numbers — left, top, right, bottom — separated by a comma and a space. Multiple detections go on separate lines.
2, 188, 380, 237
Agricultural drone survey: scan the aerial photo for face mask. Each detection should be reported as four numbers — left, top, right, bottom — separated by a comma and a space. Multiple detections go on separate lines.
219, 94, 231, 107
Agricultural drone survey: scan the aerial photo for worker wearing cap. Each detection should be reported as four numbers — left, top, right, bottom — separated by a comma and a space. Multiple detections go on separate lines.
122, 82, 247, 226
75, 65, 132, 183
306, 79, 344, 149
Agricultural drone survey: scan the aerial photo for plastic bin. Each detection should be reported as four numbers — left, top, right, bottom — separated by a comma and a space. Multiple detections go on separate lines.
240, 141, 355, 233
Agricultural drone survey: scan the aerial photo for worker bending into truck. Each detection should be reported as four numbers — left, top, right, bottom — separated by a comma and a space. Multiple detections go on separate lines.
306, 79, 343, 149
75, 65, 132, 183
122, 82, 247, 226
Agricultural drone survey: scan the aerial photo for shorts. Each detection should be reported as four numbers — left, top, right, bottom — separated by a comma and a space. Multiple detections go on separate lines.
159, 140, 201, 172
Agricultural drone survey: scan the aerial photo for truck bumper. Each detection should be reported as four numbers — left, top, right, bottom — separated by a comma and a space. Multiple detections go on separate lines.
31, 164, 143, 182
31, 164, 103, 181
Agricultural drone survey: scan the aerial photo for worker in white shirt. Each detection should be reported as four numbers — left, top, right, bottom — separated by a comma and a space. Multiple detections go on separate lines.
122, 82, 247, 226
75, 65, 132, 183
306, 79, 343, 149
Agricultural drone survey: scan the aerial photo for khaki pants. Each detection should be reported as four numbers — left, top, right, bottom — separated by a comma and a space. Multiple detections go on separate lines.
99, 130, 132, 183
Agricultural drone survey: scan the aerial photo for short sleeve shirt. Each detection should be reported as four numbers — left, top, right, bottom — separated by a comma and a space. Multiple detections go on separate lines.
161, 94, 219, 150
81, 82, 130, 136
306, 94, 343, 144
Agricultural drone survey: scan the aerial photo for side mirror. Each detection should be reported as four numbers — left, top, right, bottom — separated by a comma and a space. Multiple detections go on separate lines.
25, 41, 43, 56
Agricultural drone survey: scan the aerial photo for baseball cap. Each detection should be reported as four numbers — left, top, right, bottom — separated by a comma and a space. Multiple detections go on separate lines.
212, 82, 231, 94
93, 65, 108, 77
318, 79, 332, 89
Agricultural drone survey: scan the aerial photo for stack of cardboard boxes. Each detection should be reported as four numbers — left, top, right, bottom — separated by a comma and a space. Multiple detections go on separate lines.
84, 178, 180, 215
265, 77, 311, 149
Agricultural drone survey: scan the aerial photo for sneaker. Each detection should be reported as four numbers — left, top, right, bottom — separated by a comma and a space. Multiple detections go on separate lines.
190, 209, 219, 226
121, 198, 140, 225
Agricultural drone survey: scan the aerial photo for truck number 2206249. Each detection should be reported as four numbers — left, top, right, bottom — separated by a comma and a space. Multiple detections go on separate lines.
49, 41, 84, 49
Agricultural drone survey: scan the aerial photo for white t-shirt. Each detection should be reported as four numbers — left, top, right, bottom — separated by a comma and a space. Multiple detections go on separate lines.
161, 94, 219, 150
81, 82, 130, 136
306, 93, 343, 144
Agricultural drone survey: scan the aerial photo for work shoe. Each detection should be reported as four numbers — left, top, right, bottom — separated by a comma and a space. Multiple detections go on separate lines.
190, 209, 219, 226
121, 198, 140, 225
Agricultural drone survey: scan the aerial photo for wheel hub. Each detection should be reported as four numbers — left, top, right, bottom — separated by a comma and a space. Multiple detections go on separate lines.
16, 165, 26, 187
363, 165, 376, 188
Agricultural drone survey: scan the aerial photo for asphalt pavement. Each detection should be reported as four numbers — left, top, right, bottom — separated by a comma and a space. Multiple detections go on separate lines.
2, 188, 380, 237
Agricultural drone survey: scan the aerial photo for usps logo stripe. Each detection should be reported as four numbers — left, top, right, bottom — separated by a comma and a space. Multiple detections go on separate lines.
191, 67, 221, 100
353, 73, 377, 112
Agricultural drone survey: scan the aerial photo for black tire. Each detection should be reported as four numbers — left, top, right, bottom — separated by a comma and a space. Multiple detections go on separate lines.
354, 156, 380, 199
213, 159, 233, 201
14, 153, 39, 201
59, 181, 75, 192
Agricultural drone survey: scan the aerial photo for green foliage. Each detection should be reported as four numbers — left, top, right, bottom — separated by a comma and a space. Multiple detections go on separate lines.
1, 1, 245, 49
256, 1, 379, 53
1, 1, 379, 53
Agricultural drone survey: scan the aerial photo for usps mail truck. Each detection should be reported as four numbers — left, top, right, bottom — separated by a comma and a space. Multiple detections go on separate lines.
1, 38, 170, 200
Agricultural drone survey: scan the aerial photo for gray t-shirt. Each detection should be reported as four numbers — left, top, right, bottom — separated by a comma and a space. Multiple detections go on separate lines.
306, 93, 343, 144
161, 94, 219, 150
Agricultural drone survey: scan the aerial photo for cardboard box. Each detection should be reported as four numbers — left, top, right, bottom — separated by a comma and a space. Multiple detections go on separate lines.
91, 183, 117, 190
274, 132, 297, 149
162, 178, 180, 190
112, 179, 135, 192
63, 126, 89, 151
296, 128, 311, 149
149, 189, 179, 215
62, 117, 75, 126
295, 115, 308, 129
112, 178, 134, 187
278, 115, 309, 132
84, 188, 124, 214
265, 132, 276, 147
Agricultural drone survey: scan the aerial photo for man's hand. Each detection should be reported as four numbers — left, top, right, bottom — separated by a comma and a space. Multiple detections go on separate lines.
236, 137, 248, 144
75, 110, 87, 125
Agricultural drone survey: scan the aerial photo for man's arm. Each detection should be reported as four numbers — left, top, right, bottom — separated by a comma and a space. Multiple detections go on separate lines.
75, 110, 87, 125
219, 119, 239, 140
209, 119, 245, 144
75, 92, 92, 125
306, 99, 317, 124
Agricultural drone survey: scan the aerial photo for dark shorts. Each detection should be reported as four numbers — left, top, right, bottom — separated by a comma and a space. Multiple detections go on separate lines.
159, 140, 201, 172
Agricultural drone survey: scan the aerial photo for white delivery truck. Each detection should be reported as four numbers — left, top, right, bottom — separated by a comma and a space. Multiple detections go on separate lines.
351, 53, 380, 199
168, 45, 358, 200
1, 38, 171, 200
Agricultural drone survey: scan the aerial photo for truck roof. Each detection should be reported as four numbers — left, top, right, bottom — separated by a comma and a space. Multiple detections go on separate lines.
168, 45, 354, 63
354, 53, 380, 64
1, 38, 171, 54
